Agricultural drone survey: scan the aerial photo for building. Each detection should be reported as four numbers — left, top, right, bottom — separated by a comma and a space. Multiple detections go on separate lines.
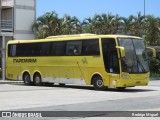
0, 0, 36, 79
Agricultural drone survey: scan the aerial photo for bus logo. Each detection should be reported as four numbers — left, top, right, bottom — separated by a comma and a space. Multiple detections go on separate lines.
13, 59, 37, 63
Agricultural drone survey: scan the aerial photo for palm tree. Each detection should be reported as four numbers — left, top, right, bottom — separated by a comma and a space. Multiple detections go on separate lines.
156, 17, 160, 28
101, 13, 115, 34
62, 15, 82, 35
145, 15, 160, 46
33, 10, 160, 45
82, 17, 94, 33
70, 16, 82, 34
32, 11, 60, 38
132, 12, 145, 36
83, 15, 103, 34
62, 15, 73, 34
121, 15, 134, 35
112, 14, 123, 34
92, 14, 103, 34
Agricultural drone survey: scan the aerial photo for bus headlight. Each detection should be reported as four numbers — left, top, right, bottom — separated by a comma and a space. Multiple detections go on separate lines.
120, 74, 131, 79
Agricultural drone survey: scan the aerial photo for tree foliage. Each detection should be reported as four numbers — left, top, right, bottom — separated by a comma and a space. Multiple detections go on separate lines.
145, 15, 160, 46
33, 11, 160, 46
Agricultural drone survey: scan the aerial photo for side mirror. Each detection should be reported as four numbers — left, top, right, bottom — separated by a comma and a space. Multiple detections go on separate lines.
116, 46, 125, 58
146, 47, 156, 58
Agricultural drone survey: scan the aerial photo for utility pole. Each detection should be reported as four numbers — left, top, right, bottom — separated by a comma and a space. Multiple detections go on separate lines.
0, 0, 6, 80
144, 0, 146, 19
2, 35, 5, 80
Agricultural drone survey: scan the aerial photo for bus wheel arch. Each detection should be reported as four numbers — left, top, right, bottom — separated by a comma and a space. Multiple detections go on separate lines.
23, 72, 32, 85
91, 74, 106, 90
33, 72, 42, 86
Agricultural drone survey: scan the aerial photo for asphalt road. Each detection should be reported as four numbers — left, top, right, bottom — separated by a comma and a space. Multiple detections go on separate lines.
0, 80, 160, 119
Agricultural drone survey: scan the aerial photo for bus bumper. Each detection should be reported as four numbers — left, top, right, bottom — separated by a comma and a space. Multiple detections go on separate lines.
110, 73, 150, 88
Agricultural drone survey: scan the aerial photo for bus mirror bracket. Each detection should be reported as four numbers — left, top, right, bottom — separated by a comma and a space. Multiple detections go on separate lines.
146, 47, 156, 58
116, 46, 125, 58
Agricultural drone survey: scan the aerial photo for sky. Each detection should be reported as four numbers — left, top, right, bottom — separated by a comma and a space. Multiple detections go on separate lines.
37, 0, 160, 21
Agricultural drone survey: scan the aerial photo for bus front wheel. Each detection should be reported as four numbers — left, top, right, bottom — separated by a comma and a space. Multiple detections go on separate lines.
23, 73, 31, 85
92, 76, 106, 90
34, 74, 42, 86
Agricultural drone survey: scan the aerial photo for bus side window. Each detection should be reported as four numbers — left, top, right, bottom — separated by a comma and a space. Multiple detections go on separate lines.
51, 42, 66, 56
39, 42, 50, 56
8, 44, 16, 57
82, 39, 100, 56
16, 44, 27, 56
66, 41, 82, 56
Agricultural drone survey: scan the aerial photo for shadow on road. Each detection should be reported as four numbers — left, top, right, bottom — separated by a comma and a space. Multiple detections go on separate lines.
16, 83, 157, 93
64, 85, 156, 93
46, 84, 157, 93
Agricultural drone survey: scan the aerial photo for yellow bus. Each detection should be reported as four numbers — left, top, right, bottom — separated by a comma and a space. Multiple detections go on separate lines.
6, 34, 155, 90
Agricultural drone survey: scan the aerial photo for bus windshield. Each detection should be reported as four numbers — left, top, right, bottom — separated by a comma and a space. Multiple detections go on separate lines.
118, 38, 149, 73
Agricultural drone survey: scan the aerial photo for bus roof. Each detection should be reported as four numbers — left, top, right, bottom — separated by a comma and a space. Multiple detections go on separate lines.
46, 34, 141, 39
7, 34, 142, 44
46, 33, 97, 39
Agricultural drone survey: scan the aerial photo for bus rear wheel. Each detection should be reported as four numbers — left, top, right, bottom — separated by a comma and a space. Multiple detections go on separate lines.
93, 76, 106, 90
23, 73, 31, 85
34, 74, 42, 86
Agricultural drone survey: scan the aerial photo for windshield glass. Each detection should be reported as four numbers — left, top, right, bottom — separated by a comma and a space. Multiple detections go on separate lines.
118, 38, 149, 73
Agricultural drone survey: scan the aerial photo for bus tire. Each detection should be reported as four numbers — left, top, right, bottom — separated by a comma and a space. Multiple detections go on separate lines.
34, 73, 42, 86
92, 76, 105, 90
23, 73, 32, 85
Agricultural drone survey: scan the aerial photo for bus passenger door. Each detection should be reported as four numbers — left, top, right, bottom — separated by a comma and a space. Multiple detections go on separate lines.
102, 38, 120, 87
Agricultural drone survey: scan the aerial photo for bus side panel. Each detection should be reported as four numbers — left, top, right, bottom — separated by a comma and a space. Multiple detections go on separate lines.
84, 56, 109, 86
6, 58, 21, 80
34, 57, 60, 83
58, 56, 87, 85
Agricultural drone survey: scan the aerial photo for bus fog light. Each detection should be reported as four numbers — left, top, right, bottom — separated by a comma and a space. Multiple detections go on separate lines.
120, 74, 131, 79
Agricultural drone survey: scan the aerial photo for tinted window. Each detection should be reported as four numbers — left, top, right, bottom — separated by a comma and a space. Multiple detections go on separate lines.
8, 44, 16, 57
16, 43, 37, 56
51, 42, 66, 56
8, 39, 100, 57
82, 39, 100, 55
24, 43, 49, 56
39, 42, 50, 56
66, 41, 82, 56
8, 42, 50, 57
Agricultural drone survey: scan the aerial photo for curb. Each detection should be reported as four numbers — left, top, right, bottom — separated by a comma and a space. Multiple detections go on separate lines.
150, 78, 160, 80
0, 80, 24, 84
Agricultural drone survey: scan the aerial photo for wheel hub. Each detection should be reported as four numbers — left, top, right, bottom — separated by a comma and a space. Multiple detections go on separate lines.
25, 76, 29, 83
35, 77, 40, 84
97, 80, 103, 87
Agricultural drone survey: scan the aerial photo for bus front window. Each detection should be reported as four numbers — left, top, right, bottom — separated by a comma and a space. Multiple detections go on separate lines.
118, 38, 149, 73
